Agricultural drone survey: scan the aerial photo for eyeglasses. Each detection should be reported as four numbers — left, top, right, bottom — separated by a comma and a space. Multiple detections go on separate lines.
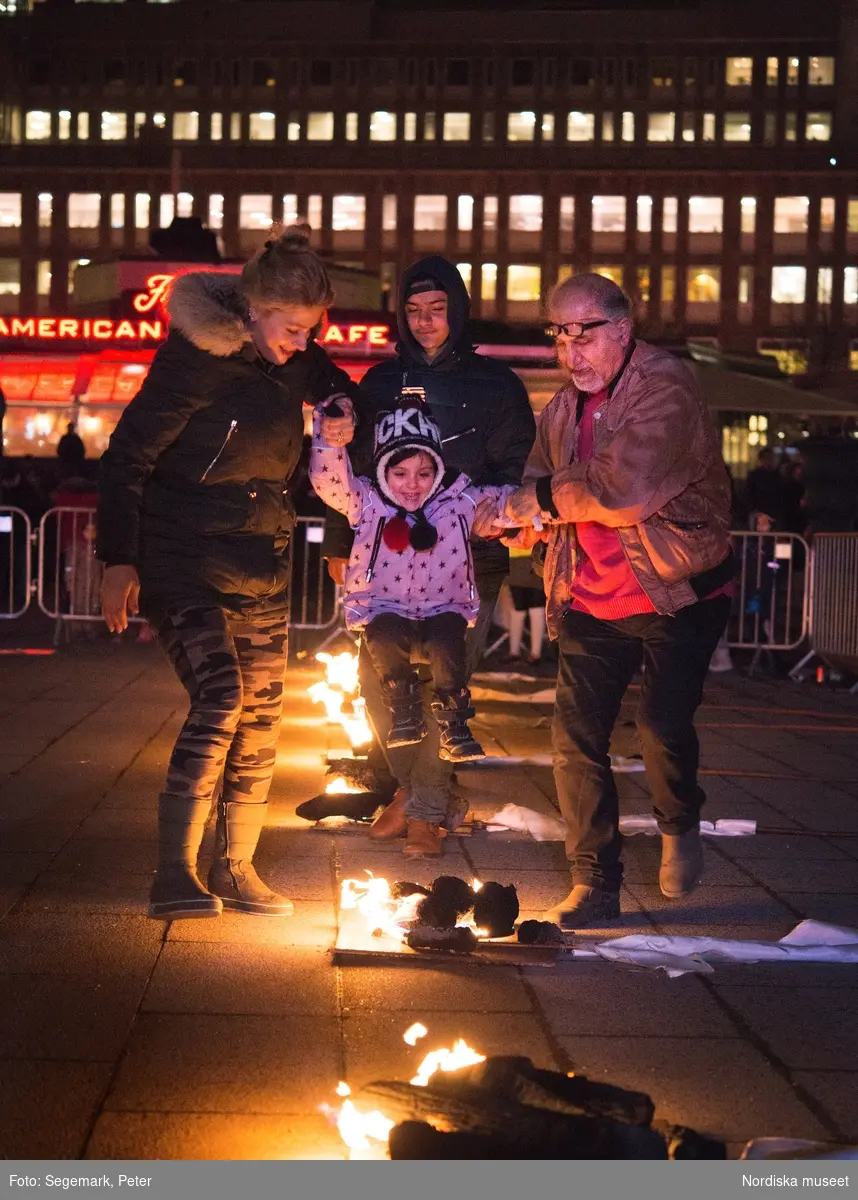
545, 319, 611, 340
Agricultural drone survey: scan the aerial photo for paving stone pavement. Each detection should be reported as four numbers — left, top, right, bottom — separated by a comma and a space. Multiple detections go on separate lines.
1, 644, 857, 1160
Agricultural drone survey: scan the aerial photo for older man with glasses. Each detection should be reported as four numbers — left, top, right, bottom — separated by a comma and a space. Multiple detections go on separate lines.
480, 272, 734, 929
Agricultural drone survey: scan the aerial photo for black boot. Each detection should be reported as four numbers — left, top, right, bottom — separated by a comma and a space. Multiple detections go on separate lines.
384, 674, 427, 750
148, 794, 222, 921
207, 800, 294, 917
432, 689, 485, 762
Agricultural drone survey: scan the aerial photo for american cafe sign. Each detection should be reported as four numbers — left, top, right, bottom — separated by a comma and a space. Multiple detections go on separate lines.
0, 273, 391, 348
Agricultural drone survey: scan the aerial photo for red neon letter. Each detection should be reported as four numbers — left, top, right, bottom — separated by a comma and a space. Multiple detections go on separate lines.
133, 273, 175, 314
58, 319, 79, 338
138, 320, 164, 340
93, 320, 113, 339
322, 324, 345, 344
347, 324, 367, 344
368, 324, 390, 346
37, 318, 57, 339
11, 318, 36, 337
114, 320, 137, 339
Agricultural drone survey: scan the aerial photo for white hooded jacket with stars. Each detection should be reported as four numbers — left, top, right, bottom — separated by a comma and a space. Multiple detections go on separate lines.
310, 418, 509, 631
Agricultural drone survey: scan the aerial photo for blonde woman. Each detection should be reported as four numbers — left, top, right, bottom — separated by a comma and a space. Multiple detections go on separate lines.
98, 225, 357, 921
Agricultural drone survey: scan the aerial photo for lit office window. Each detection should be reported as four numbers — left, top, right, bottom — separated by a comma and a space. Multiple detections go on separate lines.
647, 112, 675, 142
723, 113, 751, 141
507, 111, 536, 141
738, 266, 753, 304
38, 193, 52, 229
230, 113, 243, 141
786, 57, 800, 86
58, 111, 71, 140
509, 195, 542, 232
817, 267, 833, 305
37, 261, 51, 296
481, 263, 497, 302
741, 196, 756, 234
0, 194, 22, 228
681, 113, 695, 142
688, 196, 723, 233
101, 112, 127, 140
559, 196, 575, 232
687, 267, 720, 303
282, 195, 298, 224
345, 113, 359, 141
725, 57, 753, 86
702, 113, 716, 141
542, 114, 555, 140
591, 195, 626, 232
134, 194, 150, 230
808, 56, 835, 86
601, 113, 614, 141
77, 113, 90, 140
160, 196, 174, 226
457, 195, 474, 231
636, 267, 650, 302
771, 266, 806, 303
763, 113, 777, 145
482, 112, 495, 142
845, 267, 858, 306
307, 195, 322, 229
210, 113, 223, 141
382, 195, 397, 231
820, 197, 835, 233
507, 265, 541, 302
636, 195, 652, 233
662, 196, 678, 233
443, 112, 470, 140
456, 263, 472, 293
133, 113, 147, 139
369, 111, 396, 141
424, 113, 436, 141
774, 196, 809, 233
0, 260, 21, 296
208, 194, 223, 230
806, 112, 832, 140
110, 194, 125, 229
249, 112, 275, 140
483, 196, 498, 231
621, 111, 634, 141
566, 111, 594, 141
239, 194, 273, 229
332, 194, 365, 231
176, 192, 193, 218
593, 265, 623, 286
662, 266, 676, 303
68, 193, 101, 229
403, 113, 417, 141
25, 111, 51, 141
68, 260, 90, 295
306, 112, 334, 141
173, 112, 199, 140
414, 194, 447, 231
766, 57, 779, 86
785, 112, 797, 141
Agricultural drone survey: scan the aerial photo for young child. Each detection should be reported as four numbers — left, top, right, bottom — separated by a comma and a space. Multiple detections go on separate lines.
310, 396, 509, 762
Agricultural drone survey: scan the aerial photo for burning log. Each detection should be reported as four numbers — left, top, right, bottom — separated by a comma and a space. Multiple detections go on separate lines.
355, 1079, 667, 1159
663, 1125, 727, 1159
389, 1121, 551, 1160
430, 876, 476, 916
406, 926, 479, 954
517, 920, 566, 946
392, 881, 432, 900
472, 882, 519, 938
296, 793, 385, 823
414, 896, 458, 930
325, 758, 397, 798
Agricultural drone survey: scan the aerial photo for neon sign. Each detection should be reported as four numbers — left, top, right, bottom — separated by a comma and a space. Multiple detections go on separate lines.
0, 316, 165, 342
132, 273, 174, 314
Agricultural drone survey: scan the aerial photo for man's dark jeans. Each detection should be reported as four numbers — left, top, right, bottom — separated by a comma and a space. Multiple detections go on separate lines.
553, 596, 730, 891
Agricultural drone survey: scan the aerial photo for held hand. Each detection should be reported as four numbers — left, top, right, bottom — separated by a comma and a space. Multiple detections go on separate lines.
101, 564, 141, 634
319, 394, 355, 448
471, 496, 503, 539
504, 481, 543, 526
500, 526, 547, 551
326, 557, 349, 586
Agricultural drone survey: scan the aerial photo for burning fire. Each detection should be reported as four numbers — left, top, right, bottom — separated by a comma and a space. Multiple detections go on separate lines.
308, 650, 372, 750
324, 1027, 485, 1158
340, 874, 423, 942
325, 776, 354, 795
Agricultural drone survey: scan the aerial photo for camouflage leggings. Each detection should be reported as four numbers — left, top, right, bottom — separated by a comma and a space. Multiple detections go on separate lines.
152, 605, 288, 807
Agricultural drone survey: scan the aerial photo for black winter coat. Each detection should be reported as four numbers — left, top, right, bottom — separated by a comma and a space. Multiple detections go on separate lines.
97, 272, 359, 614
323, 256, 536, 586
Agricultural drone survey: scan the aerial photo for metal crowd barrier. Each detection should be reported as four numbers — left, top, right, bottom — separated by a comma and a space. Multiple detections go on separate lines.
790, 532, 858, 693
0, 506, 33, 619
289, 515, 345, 645
727, 531, 810, 658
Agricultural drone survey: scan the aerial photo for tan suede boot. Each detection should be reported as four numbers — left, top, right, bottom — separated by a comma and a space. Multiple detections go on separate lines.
659, 828, 704, 898
403, 818, 446, 859
367, 787, 408, 840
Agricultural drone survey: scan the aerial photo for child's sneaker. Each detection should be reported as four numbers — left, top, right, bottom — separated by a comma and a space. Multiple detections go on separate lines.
432, 689, 485, 762
384, 676, 427, 749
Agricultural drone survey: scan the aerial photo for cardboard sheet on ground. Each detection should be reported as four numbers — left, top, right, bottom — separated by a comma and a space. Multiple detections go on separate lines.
486, 803, 757, 841
573, 920, 858, 978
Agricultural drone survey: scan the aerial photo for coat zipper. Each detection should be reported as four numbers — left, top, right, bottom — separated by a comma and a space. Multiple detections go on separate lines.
365, 517, 387, 583
200, 420, 238, 482
457, 514, 476, 600
441, 426, 476, 445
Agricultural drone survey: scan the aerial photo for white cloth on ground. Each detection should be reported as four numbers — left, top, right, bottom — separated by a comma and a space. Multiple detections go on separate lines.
485, 803, 757, 842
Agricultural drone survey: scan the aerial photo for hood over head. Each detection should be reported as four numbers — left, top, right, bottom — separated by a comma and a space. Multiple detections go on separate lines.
396, 256, 472, 367
166, 271, 251, 357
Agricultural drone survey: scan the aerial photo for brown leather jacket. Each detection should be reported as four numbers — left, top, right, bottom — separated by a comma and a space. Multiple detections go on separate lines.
524, 340, 732, 634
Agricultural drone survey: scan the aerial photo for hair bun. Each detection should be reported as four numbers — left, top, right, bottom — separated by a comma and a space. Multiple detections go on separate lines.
265, 220, 313, 252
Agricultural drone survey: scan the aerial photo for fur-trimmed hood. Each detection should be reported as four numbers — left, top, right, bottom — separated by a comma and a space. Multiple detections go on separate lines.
166, 271, 251, 357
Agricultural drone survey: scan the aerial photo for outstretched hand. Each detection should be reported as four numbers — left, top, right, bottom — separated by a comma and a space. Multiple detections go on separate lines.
319, 394, 355, 448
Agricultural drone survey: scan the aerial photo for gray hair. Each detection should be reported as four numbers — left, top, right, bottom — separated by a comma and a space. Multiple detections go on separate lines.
549, 272, 632, 321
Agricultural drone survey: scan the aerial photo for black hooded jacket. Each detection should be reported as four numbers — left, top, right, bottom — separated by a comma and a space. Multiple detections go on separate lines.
97, 272, 360, 614
324, 256, 536, 586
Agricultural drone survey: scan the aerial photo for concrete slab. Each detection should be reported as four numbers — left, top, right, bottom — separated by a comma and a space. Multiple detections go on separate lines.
0, 972, 145, 1060
790, 1072, 858, 1142
713, 985, 858, 1070
85, 1112, 345, 1160
165, 901, 336, 948
0, 912, 163, 977
0, 1061, 114, 1158
341, 960, 533, 1014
